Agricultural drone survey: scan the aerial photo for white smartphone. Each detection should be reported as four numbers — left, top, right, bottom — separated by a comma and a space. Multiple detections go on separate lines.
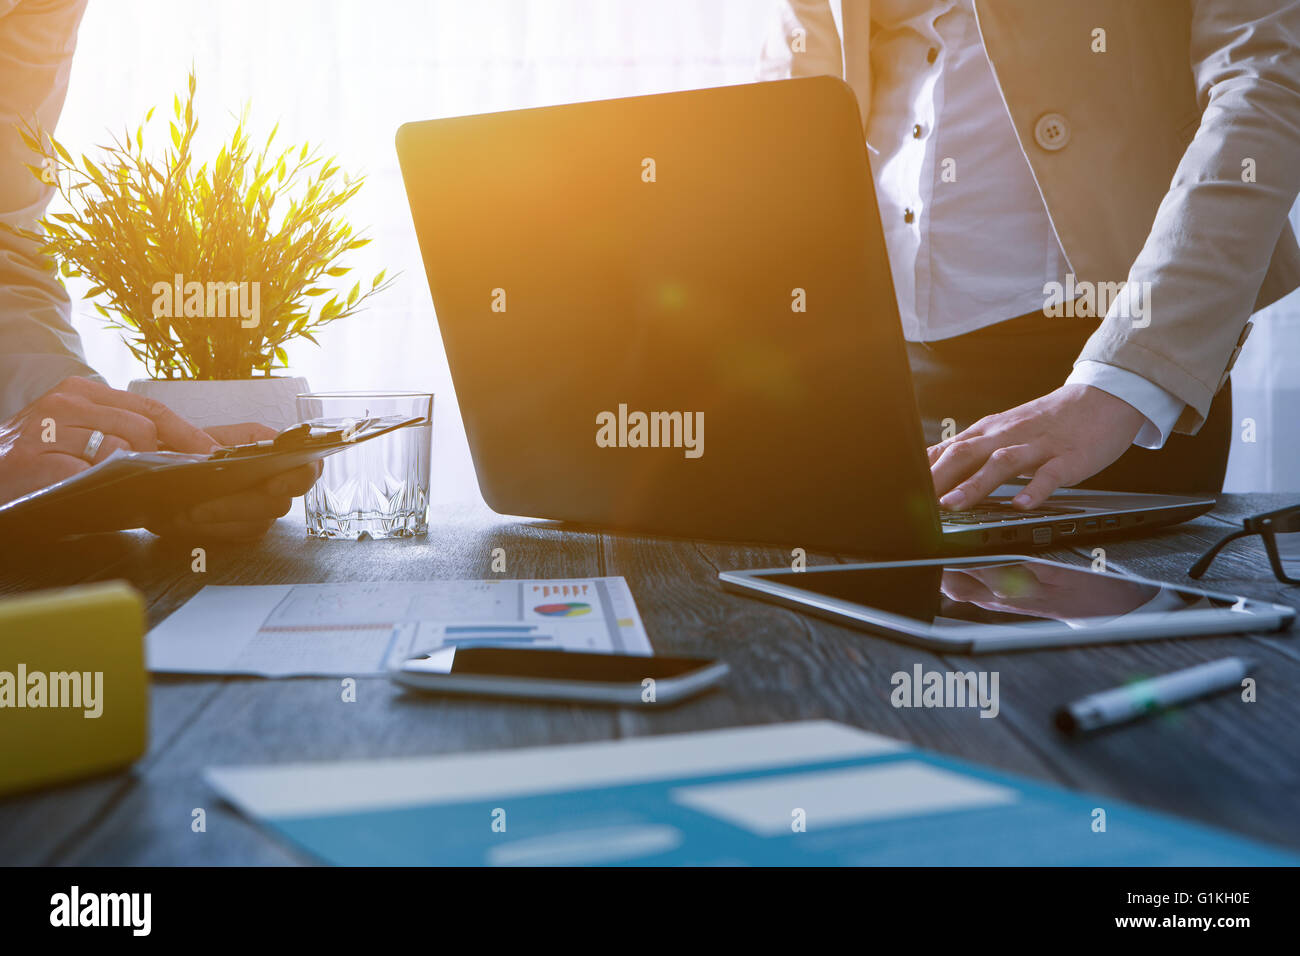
720, 555, 1295, 653
391, 647, 728, 704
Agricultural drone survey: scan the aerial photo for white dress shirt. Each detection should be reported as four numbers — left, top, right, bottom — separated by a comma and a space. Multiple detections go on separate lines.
866, 0, 1183, 448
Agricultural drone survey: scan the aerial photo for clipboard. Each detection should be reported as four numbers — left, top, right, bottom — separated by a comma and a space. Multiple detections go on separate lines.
0, 415, 425, 538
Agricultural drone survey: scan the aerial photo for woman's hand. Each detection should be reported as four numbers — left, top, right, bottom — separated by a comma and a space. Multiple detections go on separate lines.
0, 376, 217, 505
0, 376, 317, 541
147, 423, 319, 542
928, 383, 1146, 510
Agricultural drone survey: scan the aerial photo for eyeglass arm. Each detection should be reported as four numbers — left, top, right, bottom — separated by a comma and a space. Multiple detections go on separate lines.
1187, 528, 1252, 579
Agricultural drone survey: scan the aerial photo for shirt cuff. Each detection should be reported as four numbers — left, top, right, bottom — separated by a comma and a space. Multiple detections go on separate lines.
1066, 360, 1185, 450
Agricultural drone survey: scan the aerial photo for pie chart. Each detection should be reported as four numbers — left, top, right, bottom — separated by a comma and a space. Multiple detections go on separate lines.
533, 602, 592, 617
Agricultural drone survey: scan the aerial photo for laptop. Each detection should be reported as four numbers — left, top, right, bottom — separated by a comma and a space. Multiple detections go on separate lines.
395, 76, 1214, 557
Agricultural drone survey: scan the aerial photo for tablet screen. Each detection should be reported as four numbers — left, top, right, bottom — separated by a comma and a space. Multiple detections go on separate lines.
753, 559, 1238, 629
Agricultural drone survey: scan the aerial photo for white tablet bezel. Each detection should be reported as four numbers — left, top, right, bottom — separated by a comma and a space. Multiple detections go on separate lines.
719, 555, 1295, 653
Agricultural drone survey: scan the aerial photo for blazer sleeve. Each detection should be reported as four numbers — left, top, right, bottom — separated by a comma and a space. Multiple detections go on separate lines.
1075, 0, 1300, 433
0, 0, 98, 420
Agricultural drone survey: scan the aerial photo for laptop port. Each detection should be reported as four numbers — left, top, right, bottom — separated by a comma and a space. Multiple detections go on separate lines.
1032, 526, 1052, 545
1103, 517, 1119, 528
1000, 529, 1017, 542
1056, 522, 1077, 535
1083, 519, 1099, 531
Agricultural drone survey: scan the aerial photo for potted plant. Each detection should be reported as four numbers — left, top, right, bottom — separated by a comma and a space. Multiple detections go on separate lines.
7, 71, 392, 431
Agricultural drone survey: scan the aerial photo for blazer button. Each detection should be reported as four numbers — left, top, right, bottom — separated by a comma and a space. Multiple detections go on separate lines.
1033, 112, 1071, 151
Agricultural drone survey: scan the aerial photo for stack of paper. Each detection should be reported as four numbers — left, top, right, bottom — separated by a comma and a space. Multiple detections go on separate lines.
148, 578, 651, 677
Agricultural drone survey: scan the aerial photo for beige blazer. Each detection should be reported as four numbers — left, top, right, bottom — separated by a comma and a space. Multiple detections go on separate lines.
758, 0, 1300, 433
0, 0, 97, 419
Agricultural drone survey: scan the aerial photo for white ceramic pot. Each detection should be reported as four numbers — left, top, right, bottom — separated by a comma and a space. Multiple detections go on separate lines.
126, 376, 311, 433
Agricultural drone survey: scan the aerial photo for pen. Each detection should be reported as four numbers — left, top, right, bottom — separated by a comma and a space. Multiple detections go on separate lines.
1054, 656, 1256, 735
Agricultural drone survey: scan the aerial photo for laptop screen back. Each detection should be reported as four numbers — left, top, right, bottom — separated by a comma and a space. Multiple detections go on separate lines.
396, 77, 940, 554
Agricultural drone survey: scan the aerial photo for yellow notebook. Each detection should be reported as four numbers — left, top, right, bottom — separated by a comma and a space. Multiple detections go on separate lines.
0, 581, 148, 795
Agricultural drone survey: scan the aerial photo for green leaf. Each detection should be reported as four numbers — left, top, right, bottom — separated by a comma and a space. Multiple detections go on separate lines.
17, 126, 40, 154
51, 137, 73, 165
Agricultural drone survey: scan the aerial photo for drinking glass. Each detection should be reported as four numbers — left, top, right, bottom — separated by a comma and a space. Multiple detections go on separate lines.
295, 391, 433, 540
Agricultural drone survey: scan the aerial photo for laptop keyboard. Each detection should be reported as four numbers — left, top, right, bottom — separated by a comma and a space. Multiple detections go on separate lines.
940, 502, 1086, 525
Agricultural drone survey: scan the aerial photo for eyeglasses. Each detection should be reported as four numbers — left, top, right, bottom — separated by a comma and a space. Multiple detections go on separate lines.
1188, 502, 1300, 585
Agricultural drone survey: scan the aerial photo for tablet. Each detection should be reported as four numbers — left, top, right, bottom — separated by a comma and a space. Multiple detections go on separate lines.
719, 556, 1295, 653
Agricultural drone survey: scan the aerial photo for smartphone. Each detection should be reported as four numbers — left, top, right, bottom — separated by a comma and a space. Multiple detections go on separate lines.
391, 647, 728, 704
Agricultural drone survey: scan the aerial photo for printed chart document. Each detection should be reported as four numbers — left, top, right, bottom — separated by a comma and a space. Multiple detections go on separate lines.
205, 720, 1299, 866
148, 578, 650, 677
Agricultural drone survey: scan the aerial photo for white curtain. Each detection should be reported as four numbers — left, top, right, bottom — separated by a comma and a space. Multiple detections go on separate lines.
54, 0, 1299, 502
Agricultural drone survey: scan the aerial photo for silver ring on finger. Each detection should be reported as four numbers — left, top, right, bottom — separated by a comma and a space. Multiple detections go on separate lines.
82, 429, 106, 462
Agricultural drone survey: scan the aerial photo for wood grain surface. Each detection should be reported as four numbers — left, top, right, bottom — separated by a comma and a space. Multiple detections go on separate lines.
1, 495, 1296, 864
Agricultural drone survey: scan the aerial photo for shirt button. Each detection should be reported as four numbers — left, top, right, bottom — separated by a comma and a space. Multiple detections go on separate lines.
1033, 112, 1071, 151
912, 123, 923, 139
903, 208, 915, 223
926, 47, 938, 64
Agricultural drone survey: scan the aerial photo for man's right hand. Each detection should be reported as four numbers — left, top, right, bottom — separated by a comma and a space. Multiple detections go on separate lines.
0, 375, 218, 506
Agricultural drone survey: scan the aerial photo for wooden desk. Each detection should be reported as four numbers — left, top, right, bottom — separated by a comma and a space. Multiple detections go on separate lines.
1, 495, 1297, 864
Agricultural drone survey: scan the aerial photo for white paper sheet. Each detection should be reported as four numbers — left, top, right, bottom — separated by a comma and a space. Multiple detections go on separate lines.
147, 577, 651, 676
206, 721, 903, 818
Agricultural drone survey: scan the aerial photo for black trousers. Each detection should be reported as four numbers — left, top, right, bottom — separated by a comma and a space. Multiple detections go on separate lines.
905, 310, 1232, 495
